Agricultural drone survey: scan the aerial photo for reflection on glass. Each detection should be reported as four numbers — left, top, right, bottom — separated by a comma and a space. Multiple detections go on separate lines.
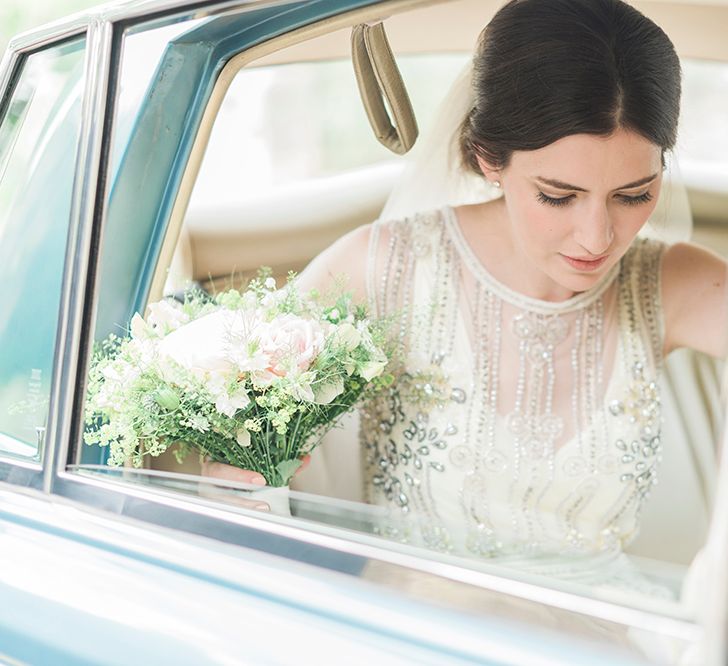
0, 37, 86, 457
81, 6, 725, 658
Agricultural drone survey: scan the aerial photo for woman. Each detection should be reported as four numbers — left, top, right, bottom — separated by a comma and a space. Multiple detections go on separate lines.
205, 0, 726, 576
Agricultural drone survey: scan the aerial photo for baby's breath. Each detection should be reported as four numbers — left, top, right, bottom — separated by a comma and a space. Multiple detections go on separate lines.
84, 269, 393, 486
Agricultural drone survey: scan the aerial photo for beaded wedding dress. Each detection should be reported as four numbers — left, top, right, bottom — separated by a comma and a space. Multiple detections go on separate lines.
360, 205, 671, 596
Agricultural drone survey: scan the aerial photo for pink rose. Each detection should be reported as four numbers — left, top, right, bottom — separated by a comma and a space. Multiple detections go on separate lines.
255, 314, 324, 379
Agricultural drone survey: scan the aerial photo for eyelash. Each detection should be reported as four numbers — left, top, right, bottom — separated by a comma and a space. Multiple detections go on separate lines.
535, 191, 654, 208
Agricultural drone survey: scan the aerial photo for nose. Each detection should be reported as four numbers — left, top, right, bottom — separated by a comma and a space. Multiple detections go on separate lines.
574, 204, 614, 256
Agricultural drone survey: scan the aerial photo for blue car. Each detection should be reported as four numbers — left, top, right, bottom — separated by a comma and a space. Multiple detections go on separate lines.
1, 0, 727, 663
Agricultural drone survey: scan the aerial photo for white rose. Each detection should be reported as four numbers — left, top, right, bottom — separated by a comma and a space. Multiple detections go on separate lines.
158, 309, 242, 378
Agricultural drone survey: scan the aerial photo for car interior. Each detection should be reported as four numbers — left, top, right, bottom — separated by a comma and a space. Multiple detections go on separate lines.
137, 0, 726, 583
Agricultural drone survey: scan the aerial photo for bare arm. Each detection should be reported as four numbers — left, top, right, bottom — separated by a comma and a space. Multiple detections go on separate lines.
662, 241, 728, 358
296, 223, 373, 305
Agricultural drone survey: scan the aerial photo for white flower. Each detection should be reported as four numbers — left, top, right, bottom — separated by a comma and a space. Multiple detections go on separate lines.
283, 371, 316, 402
147, 300, 189, 333
130, 313, 153, 340
332, 322, 361, 352
236, 428, 251, 447
230, 346, 271, 375
126, 338, 156, 368
314, 377, 344, 404
214, 388, 250, 418
205, 371, 250, 418
158, 309, 244, 379
358, 357, 387, 381
264, 277, 276, 290
185, 414, 210, 432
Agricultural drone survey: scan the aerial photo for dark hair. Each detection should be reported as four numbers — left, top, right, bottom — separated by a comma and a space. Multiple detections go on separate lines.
460, 0, 682, 173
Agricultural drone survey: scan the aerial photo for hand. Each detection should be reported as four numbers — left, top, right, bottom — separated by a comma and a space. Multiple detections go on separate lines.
198, 456, 311, 511
200, 459, 268, 486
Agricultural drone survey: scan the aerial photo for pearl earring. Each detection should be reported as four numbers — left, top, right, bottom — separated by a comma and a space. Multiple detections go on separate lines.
493, 180, 501, 188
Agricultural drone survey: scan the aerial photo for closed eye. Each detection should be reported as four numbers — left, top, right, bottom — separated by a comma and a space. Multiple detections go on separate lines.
615, 191, 654, 206
536, 191, 574, 207
536, 191, 654, 208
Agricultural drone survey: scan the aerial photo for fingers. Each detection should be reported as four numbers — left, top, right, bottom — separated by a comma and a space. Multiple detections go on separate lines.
200, 459, 267, 486
296, 454, 312, 474
198, 460, 269, 510
197, 482, 271, 511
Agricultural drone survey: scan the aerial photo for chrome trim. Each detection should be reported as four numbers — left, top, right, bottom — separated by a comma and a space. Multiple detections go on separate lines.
0, 456, 41, 472
98, 0, 288, 23
0, 483, 651, 666
7, 0, 299, 56
45, 20, 114, 494
8, 18, 88, 55
0, 49, 19, 112
56, 466, 699, 643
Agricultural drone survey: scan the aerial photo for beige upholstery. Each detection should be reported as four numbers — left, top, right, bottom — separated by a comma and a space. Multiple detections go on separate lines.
351, 23, 418, 155
183, 164, 398, 289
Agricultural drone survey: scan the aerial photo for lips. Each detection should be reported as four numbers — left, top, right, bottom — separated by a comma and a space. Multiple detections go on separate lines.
560, 254, 609, 272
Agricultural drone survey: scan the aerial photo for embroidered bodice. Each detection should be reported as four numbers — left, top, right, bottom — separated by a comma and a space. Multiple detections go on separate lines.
361, 206, 665, 561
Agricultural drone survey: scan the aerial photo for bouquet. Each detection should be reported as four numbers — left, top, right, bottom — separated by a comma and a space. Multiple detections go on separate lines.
84, 272, 392, 486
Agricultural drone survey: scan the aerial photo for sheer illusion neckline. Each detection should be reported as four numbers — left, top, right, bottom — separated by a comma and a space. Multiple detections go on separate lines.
443, 205, 620, 315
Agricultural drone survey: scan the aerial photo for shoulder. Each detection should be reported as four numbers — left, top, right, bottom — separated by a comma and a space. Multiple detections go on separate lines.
661, 241, 726, 304
296, 208, 450, 306
296, 224, 373, 304
660, 241, 728, 356
662, 241, 724, 277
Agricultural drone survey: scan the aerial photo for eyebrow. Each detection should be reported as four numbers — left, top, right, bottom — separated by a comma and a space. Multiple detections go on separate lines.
535, 173, 659, 192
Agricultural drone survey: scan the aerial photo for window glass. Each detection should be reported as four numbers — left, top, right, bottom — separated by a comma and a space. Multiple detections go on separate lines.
0, 37, 86, 458
190, 54, 468, 206
109, 18, 206, 181
680, 59, 728, 178
79, 7, 725, 659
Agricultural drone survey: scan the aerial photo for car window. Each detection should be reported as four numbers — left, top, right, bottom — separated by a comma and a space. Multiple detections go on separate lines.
181, 53, 469, 295
190, 54, 468, 208
72, 4, 724, 661
0, 37, 86, 460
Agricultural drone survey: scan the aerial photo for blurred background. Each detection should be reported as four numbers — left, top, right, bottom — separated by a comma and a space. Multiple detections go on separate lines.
0, 0, 98, 55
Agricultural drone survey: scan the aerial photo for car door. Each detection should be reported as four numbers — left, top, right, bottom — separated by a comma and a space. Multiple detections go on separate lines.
3, 0, 727, 663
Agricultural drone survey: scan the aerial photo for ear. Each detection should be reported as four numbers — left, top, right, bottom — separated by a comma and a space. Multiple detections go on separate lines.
475, 154, 502, 188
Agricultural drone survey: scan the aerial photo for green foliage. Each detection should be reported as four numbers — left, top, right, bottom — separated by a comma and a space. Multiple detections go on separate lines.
84, 274, 392, 486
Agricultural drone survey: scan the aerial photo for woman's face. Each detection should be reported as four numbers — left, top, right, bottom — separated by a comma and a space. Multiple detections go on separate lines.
491, 128, 663, 298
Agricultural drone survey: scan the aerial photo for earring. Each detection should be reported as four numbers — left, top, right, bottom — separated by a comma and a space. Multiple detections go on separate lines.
493, 180, 501, 188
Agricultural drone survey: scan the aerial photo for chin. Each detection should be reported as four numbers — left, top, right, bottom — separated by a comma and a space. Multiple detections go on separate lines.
560, 267, 611, 294
544, 263, 605, 296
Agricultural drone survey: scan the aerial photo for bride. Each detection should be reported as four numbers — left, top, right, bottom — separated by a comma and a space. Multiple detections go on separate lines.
203, 0, 726, 580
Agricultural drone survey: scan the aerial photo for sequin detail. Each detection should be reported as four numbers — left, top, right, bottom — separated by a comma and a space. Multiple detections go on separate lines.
363, 209, 666, 558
